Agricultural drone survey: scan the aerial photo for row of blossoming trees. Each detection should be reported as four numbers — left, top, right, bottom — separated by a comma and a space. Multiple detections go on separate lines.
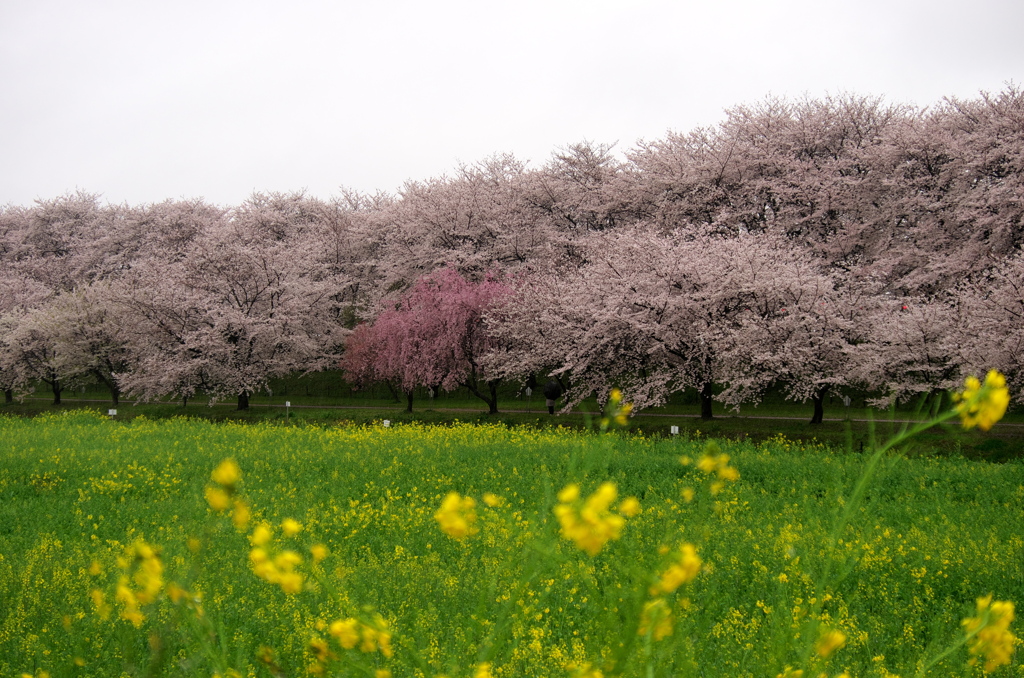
1, 87, 1022, 419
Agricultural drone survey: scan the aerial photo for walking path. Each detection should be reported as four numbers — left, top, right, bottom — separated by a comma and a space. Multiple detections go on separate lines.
19, 397, 1024, 428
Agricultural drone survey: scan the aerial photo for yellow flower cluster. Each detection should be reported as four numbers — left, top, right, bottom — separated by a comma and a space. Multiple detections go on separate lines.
205, 458, 250, 530
113, 540, 165, 627
953, 370, 1011, 431
696, 442, 740, 495
600, 388, 634, 431
649, 543, 702, 595
249, 521, 305, 594
308, 614, 395, 674
638, 597, 674, 641
814, 628, 847, 658
567, 663, 605, 678
554, 482, 637, 556
434, 491, 479, 539
962, 595, 1017, 672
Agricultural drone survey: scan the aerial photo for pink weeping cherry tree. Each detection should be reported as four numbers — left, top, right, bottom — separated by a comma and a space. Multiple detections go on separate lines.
343, 267, 512, 414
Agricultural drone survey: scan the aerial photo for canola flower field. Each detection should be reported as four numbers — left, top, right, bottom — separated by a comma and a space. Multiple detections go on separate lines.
1, 402, 1022, 677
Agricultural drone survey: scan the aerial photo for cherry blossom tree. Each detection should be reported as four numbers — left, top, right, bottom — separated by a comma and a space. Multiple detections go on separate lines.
712, 246, 869, 424
35, 284, 134, 405
851, 296, 967, 408
0, 271, 52, 403
2, 302, 85, 405
118, 201, 348, 409
489, 228, 758, 419
347, 267, 512, 414
378, 155, 554, 293
963, 250, 1024, 404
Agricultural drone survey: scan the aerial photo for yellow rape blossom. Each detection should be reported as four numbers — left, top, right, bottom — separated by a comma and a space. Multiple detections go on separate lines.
962, 595, 1017, 672
638, 598, 674, 640
250, 522, 272, 547
204, 486, 231, 512
649, 543, 701, 595
310, 544, 328, 563
328, 616, 393, 658
210, 458, 241, 488
815, 628, 847, 658
474, 662, 495, 678
109, 540, 164, 627
568, 663, 605, 678
953, 370, 1010, 431
600, 388, 633, 430
697, 445, 740, 481
554, 482, 627, 556
281, 518, 303, 537
231, 499, 250, 530
329, 618, 361, 649
435, 492, 479, 539
618, 496, 642, 517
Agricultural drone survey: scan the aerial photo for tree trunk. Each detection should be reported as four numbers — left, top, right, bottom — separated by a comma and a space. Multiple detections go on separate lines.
810, 385, 829, 425
4, 389, 11, 404
406, 390, 414, 413
94, 371, 120, 406
51, 380, 62, 406
487, 380, 499, 415
465, 378, 499, 414
237, 392, 250, 410
699, 381, 714, 420
182, 395, 189, 408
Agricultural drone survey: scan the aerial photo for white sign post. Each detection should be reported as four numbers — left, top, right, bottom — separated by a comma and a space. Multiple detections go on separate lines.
670, 425, 679, 435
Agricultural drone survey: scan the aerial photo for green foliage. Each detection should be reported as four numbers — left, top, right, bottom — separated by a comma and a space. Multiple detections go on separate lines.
0, 411, 1022, 676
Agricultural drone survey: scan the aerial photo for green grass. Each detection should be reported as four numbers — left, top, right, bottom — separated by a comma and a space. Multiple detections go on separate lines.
1, 411, 1022, 677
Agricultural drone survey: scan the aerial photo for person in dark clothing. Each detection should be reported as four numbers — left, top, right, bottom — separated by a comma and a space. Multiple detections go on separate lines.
543, 378, 562, 415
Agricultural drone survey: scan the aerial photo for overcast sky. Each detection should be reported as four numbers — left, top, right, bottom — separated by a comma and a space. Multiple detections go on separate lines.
1, 0, 1021, 208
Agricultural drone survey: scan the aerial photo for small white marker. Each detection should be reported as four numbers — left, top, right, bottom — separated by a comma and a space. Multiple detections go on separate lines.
670, 425, 679, 435
383, 420, 391, 427
108, 409, 117, 417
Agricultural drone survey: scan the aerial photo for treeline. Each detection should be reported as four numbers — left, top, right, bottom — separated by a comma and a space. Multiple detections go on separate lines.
1, 87, 1021, 419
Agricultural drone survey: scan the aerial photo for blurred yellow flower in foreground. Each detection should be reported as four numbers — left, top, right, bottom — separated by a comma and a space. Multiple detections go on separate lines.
649, 543, 701, 595
815, 628, 847, 658
210, 458, 241, 488
281, 518, 303, 537
555, 482, 627, 556
963, 595, 1017, 672
435, 492, 479, 539
204, 486, 231, 512
954, 370, 1010, 431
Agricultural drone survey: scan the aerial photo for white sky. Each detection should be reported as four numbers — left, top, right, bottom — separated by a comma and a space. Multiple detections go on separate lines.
1, 0, 1022, 208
